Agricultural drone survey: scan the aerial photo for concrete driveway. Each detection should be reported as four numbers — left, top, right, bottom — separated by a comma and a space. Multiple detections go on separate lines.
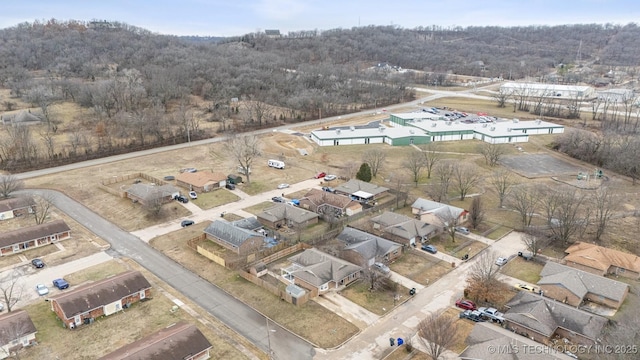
314, 292, 379, 329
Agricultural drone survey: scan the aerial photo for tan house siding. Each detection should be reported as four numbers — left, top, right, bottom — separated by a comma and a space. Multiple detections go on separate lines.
585, 287, 629, 309
505, 322, 551, 345
539, 285, 581, 307
555, 328, 598, 346
564, 261, 606, 276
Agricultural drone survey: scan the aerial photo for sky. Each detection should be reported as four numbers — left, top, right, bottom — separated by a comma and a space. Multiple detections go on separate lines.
0, 0, 638, 37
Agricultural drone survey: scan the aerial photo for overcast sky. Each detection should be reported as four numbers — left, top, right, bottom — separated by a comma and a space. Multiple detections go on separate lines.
1, 0, 638, 37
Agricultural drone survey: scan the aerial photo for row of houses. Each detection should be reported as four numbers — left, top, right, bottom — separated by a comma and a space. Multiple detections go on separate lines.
0, 270, 212, 360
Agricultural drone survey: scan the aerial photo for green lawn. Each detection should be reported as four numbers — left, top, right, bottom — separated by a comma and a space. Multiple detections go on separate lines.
501, 257, 544, 283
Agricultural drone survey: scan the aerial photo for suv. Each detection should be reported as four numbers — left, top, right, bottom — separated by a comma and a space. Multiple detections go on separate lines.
188, 191, 197, 199
271, 196, 285, 203
181, 220, 195, 227
31, 258, 45, 268
225, 183, 236, 190
459, 310, 485, 322
52, 278, 69, 290
175, 195, 188, 203
373, 262, 390, 274
455, 226, 470, 235
421, 244, 438, 254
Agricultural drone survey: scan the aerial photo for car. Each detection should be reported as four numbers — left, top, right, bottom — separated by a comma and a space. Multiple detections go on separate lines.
421, 244, 437, 254
455, 299, 477, 310
52, 278, 69, 290
271, 196, 286, 203
163, 175, 175, 181
178, 195, 189, 203
35, 284, 49, 296
315, 172, 327, 179
459, 310, 485, 322
188, 191, 197, 199
31, 258, 45, 268
181, 220, 194, 227
373, 262, 390, 274
321, 186, 335, 193
455, 226, 470, 235
277, 183, 290, 189
518, 251, 534, 260
514, 283, 537, 292
183, 168, 197, 173
495, 257, 508, 266
225, 183, 236, 190
478, 307, 505, 323
323, 175, 337, 181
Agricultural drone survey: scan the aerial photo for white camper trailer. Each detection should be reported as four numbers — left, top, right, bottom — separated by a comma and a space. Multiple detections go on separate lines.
268, 159, 285, 169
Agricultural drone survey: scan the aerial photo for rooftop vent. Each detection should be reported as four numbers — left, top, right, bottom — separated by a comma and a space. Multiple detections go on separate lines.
432, 123, 437, 127
513, 118, 520, 123
535, 119, 542, 124
350, 126, 355, 131
336, 129, 341, 134
490, 126, 496, 131
482, 123, 488, 128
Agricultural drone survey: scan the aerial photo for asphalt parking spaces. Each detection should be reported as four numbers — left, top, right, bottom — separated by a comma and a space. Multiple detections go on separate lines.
500, 153, 585, 178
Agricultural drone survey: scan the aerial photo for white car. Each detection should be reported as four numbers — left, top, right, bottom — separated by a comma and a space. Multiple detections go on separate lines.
495, 257, 508, 266
188, 191, 197, 199
277, 183, 290, 189
323, 175, 337, 181
36, 284, 49, 296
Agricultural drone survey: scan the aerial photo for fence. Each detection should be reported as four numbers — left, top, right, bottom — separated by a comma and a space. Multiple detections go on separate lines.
236, 271, 309, 306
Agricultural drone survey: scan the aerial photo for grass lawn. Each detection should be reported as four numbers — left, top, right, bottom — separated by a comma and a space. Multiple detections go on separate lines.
384, 346, 431, 360
190, 189, 240, 209
500, 257, 544, 284
390, 251, 452, 286
244, 201, 278, 215
339, 280, 408, 316
445, 308, 475, 354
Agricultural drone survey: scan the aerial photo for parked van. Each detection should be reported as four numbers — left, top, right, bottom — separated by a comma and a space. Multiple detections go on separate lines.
268, 159, 285, 169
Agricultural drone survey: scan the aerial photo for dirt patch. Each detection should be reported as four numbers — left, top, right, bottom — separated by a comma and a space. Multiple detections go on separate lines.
390, 251, 452, 286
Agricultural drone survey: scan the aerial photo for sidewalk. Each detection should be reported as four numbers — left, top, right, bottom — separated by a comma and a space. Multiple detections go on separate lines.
314, 292, 379, 329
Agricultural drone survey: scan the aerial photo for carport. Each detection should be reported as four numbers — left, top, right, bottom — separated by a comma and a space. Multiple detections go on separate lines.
351, 190, 373, 202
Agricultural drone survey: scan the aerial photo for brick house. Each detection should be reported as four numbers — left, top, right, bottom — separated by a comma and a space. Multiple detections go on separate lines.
176, 171, 226, 193
99, 321, 212, 360
0, 310, 37, 359
0, 197, 35, 221
126, 184, 180, 206
336, 227, 402, 267
538, 261, 629, 310
204, 220, 266, 255
504, 291, 608, 346
282, 248, 361, 297
411, 198, 468, 226
370, 211, 438, 246
563, 242, 640, 279
333, 179, 389, 201
49, 271, 152, 329
0, 219, 71, 256
257, 204, 319, 229
298, 189, 362, 217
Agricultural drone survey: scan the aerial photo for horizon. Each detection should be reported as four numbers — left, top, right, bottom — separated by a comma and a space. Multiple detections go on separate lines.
1, 0, 639, 37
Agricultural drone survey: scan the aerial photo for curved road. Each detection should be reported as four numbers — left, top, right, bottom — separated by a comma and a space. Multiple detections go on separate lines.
23, 189, 314, 360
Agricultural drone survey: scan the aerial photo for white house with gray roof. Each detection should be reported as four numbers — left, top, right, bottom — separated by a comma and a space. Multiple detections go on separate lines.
204, 220, 266, 255
336, 227, 402, 266
538, 261, 629, 310
411, 198, 468, 226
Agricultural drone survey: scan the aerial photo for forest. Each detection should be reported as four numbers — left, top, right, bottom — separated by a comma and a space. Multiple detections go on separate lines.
0, 19, 639, 171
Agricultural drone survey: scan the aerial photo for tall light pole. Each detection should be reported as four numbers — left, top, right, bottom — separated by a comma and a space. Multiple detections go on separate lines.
266, 317, 276, 359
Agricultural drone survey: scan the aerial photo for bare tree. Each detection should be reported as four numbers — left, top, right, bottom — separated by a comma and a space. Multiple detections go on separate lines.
479, 143, 506, 167
417, 312, 457, 360
428, 161, 455, 203
468, 196, 485, 229
436, 207, 463, 243
468, 250, 500, 284
362, 148, 386, 178
0, 175, 24, 198
404, 151, 424, 186
521, 227, 549, 257
361, 268, 393, 292
492, 87, 511, 108
452, 163, 482, 201
340, 161, 358, 180
488, 169, 516, 208
421, 142, 442, 179
32, 194, 54, 225
223, 134, 261, 184
508, 184, 541, 228
543, 187, 589, 245
591, 186, 619, 242
0, 269, 24, 313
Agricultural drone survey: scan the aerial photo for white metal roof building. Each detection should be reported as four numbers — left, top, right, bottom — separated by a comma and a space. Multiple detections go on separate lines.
500, 82, 595, 99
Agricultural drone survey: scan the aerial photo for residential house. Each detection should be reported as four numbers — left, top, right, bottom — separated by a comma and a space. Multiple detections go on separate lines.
230, 217, 263, 232
265, 29, 281, 38
411, 198, 468, 226
298, 189, 362, 217
0, 219, 71, 256
564, 242, 640, 279
336, 227, 402, 267
460, 322, 572, 360
0, 310, 37, 359
257, 204, 319, 229
176, 171, 226, 193
370, 211, 438, 246
333, 179, 389, 201
204, 220, 266, 255
49, 271, 152, 329
282, 248, 361, 297
504, 291, 608, 346
99, 321, 212, 360
0, 197, 35, 221
126, 184, 179, 206
538, 261, 629, 309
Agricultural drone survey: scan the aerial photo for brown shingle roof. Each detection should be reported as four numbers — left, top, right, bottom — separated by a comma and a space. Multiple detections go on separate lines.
176, 171, 226, 187
288, 248, 361, 287
49, 271, 152, 319
99, 321, 211, 360
564, 242, 640, 273
302, 189, 359, 209
0, 310, 37, 347
0, 219, 70, 248
0, 197, 35, 213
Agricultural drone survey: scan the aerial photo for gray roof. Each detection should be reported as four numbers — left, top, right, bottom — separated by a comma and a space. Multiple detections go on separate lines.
0, 196, 35, 213
301, 188, 360, 209
337, 227, 401, 261
333, 179, 389, 197
504, 291, 608, 341
370, 212, 438, 240
127, 184, 178, 201
461, 322, 570, 360
99, 321, 212, 360
0, 310, 37, 347
0, 219, 70, 248
538, 261, 629, 302
49, 271, 152, 319
231, 217, 263, 231
288, 248, 362, 287
258, 204, 319, 224
411, 198, 466, 218
204, 220, 264, 247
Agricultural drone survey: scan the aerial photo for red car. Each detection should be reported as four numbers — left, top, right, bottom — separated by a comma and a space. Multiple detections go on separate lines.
455, 299, 477, 310
315, 172, 327, 179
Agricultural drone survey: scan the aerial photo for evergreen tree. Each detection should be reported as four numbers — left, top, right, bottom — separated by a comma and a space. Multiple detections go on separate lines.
356, 163, 372, 182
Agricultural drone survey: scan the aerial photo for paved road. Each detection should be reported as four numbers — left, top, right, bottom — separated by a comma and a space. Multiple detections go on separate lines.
22, 189, 314, 360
